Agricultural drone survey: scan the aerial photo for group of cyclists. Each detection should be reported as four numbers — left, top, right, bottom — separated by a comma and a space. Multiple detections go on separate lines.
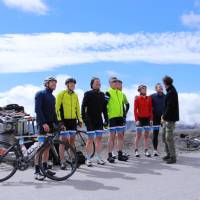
34, 75, 179, 181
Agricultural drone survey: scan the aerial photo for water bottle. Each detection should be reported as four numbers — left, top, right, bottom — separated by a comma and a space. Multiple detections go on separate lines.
19, 138, 27, 156
27, 142, 39, 156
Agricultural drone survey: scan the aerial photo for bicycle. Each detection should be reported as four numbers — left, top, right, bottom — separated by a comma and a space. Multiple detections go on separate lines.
75, 129, 96, 158
176, 133, 200, 151
0, 130, 77, 182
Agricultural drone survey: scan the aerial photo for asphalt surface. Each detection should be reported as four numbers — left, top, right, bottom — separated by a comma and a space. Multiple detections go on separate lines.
0, 150, 200, 200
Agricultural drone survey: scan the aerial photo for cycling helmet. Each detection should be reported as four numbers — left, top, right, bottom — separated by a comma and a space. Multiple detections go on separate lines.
65, 78, 77, 85
137, 85, 147, 92
44, 77, 57, 87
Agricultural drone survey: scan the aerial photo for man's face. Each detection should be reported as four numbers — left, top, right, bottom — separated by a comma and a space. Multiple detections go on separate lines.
140, 87, 147, 95
93, 79, 101, 90
156, 84, 163, 93
67, 82, 75, 91
110, 81, 118, 89
48, 81, 57, 91
117, 82, 122, 90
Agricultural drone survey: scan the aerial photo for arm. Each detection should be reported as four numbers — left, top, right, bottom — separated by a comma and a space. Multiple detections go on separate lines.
149, 96, 153, 121
123, 94, 130, 117
103, 94, 108, 123
81, 92, 88, 123
35, 92, 46, 125
162, 91, 175, 121
55, 91, 64, 122
134, 97, 139, 122
76, 94, 82, 122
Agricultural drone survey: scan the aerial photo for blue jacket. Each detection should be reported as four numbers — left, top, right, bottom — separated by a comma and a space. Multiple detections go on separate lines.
151, 93, 165, 118
35, 88, 57, 126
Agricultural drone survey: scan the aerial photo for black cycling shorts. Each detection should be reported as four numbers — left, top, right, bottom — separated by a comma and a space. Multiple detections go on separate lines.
137, 117, 150, 127
86, 120, 103, 132
109, 117, 124, 128
63, 119, 77, 131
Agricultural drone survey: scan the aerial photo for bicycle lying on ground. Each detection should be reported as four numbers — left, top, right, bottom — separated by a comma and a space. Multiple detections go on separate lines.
176, 133, 200, 151
0, 130, 77, 182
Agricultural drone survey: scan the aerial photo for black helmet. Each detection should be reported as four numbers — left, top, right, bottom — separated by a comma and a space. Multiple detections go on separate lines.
90, 77, 100, 89
65, 78, 76, 85
44, 77, 57, 87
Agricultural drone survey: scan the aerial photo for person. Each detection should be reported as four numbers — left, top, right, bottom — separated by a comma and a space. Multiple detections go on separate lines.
151, 83, 165, 156
115, 79, 130, 157
106, 77, 129, 163
134, 85, 153, 157
162, 76, 179, 164
82, 77, 108, 167
56, 78, 82, 170
34, 77, 58, 180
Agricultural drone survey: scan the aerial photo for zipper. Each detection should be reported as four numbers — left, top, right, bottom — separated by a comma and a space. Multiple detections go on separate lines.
71, 94, 72, 118
116, 90, 122, 115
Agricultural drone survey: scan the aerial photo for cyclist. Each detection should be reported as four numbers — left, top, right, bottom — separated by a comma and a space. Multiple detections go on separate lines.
115, 79, 130, 157
106, 77, 129, 163
56, 78, 82, 170
82, 77, 108, 167
134, 85, 153, 157
151, 83, 165, 156
34, 77, 58, 180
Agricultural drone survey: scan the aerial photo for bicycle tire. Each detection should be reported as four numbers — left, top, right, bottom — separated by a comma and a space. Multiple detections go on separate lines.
39, 140, 77, 181
75, 130, 96, 158
0, 141, 18, 182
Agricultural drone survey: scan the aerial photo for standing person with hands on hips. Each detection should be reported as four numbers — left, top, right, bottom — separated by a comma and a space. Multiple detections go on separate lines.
162, 76, 179, 164
56, 78, 82, 170
106, 77, 129, 163
82, 77, 108, 167
134, 85, 153, 158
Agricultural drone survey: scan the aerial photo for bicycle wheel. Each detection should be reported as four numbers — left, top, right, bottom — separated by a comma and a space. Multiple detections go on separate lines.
0, 141, 18, 182
75, 130, 95, 158
39, 140, 77, 181
176, 138, 200, 151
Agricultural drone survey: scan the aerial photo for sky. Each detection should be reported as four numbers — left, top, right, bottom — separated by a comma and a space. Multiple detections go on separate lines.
0, 0, 200, 124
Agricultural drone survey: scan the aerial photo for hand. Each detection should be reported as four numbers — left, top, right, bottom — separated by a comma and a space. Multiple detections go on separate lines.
103, 120, 109, 128
150, 121, 153, 126
136, 121, 140, 126
78, 121, 83, 128
43, 124, 50, 132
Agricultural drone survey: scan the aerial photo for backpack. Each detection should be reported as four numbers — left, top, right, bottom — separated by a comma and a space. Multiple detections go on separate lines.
76, 151, 86, 165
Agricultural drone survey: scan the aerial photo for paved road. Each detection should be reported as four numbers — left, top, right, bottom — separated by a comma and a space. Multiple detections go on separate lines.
0, 151, 200, 200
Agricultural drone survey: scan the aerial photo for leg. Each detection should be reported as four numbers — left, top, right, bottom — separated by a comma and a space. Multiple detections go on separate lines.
108, 132, 116, 154
162, 123, 170, 156
144, 131, 150, 150
86, 137, 95, 159
95, 136, 103, 156
165, 122, 176, 158
135, 131, 142, 150
153, 130, 159, 150
117, 132, 124, 152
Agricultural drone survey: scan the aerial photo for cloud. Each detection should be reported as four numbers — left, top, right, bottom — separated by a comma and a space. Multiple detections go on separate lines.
2, 31, 200, 73
0, 76, 199, 125
2, 0, 48, 15
181, 12, 200, 29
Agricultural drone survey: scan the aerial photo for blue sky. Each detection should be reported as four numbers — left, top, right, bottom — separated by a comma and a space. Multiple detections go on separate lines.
0, 0, 200, 93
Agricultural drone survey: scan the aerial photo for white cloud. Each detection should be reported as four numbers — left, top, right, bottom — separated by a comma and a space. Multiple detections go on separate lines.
181, 11, 200, 29
0, 78, 199, 125
2, 0, 48, 15
2, 32, 200, 73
